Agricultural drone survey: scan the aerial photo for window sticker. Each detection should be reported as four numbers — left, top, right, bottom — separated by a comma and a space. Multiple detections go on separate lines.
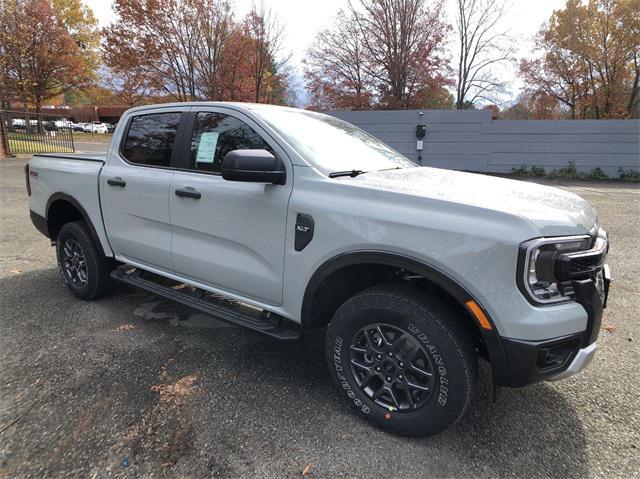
196, 131, 219, 164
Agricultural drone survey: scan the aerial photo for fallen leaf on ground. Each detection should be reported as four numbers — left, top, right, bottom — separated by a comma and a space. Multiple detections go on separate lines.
302, 464, 312, 476
114, 324, 136, 332
603, 324, 615, 333
150, 384, 166, 393
158, 374, 198, 403
10, 269, 21, 274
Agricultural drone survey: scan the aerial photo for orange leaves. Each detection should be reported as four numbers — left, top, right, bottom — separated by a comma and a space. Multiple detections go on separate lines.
0, 0, 97, 107
103, 0, 288, 104
304, 0, 452, 110
519, 0, 639, 119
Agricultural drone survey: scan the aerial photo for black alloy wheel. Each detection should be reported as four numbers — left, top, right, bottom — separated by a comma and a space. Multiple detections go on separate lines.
56, 221, 113, 300
349, 323, 435, 412
60, 238, 88, 287
326, 283, 478, 436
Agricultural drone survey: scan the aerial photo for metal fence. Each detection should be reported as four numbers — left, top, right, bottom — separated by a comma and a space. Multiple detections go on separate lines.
0, 110, 75, 155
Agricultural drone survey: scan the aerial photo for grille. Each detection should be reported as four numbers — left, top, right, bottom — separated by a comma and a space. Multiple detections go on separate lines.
570, 255, 601, 274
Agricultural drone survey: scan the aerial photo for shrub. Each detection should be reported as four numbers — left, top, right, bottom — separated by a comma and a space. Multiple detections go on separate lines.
589, 167, 609, 180
618, 168, 640, 182
512, 165, 528, 176
556, 160, 578, 179
531, 165, 545, 177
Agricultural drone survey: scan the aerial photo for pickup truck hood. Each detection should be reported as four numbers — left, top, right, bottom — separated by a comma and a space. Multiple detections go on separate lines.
352, 167, 597, 236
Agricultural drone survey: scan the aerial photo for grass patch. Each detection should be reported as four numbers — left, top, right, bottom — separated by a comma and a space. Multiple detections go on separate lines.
8, 139, 72, 154
73, 132, 113, 143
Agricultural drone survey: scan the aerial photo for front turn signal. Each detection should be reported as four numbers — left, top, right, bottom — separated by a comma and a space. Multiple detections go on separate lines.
465, 300, 492, 330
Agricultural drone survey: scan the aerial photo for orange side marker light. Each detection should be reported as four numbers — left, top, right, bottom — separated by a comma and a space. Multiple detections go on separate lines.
465, 300, 492, 331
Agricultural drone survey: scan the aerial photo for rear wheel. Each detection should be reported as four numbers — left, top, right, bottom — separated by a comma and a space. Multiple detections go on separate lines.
325, 283, 477, 437
56, 221, 112, 300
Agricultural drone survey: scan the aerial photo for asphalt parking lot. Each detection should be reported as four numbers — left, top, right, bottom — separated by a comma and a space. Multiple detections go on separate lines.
1, 157, 639, 478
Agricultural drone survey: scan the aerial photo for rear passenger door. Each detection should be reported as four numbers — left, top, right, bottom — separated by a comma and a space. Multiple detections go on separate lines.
101, 108, 187, 271
169, 107, 292, 305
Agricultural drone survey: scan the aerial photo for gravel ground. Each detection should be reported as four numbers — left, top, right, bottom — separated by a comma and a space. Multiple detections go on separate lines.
1, 157, 638, 478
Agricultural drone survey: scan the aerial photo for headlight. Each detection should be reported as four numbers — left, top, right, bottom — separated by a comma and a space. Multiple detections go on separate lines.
518, 235, 592, 304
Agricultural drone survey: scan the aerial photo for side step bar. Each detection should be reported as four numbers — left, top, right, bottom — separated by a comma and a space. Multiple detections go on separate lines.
111, 269, 301, 341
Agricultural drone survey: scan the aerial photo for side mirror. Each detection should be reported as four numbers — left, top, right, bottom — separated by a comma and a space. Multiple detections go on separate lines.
221, 149, 285, 185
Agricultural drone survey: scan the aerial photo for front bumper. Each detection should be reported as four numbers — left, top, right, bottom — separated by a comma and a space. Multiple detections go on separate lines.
547, 342, 597, 382
498, 262, 610, 387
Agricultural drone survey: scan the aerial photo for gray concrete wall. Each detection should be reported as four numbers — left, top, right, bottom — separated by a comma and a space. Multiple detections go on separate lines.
328, 109, 640, 178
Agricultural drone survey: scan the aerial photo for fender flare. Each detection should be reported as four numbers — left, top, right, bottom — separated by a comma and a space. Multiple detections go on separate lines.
302, 251, 509, 385
45, 192, 110, 258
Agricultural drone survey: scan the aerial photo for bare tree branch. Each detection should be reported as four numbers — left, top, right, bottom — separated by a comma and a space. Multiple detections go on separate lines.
454, 0, 513, 109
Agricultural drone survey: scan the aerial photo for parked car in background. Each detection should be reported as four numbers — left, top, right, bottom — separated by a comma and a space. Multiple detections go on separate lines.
72, 122, 88, 132
11, 118, 26, 129
82, 122, 108, 134
43, 121, 59, 132
26, 102, 611, 437
54, 119, 74, 131
106, 122, 117, 133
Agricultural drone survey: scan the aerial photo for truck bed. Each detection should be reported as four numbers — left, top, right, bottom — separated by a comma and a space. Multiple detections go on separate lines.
28, 152, 113, 256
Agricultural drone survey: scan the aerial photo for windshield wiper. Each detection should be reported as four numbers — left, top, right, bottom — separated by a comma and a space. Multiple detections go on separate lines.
376, 166, 403, 172
328, 169, 367, 178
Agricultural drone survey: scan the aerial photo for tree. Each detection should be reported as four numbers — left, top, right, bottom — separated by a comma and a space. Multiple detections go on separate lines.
499, 89, 564, 120
103, 0, 288, 104
244, 3, 288, 104
192, 0, 235, 100
0, 0, 96, 113
454, 0, 513, 109
305, 12, 373, 110
52, 0, 100, 72
520, 0, 640, 119
103, 69, 152, 107
306, 0, 451, 110
482, 103, 499, 118
104, 0, 201, 102
349, 0, 452, 109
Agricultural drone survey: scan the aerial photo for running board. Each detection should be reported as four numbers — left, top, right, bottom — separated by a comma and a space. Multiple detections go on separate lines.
111, 269, 301, 341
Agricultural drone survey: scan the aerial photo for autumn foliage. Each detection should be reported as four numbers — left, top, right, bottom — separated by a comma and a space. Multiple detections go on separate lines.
0, 0, 97, 112
1, 0, 638, 118
305, 0, 453, 110
102, 0, 288, 104
520, 0, 640, 119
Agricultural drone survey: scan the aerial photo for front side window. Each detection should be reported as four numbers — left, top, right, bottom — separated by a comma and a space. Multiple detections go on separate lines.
189, 112, 273, 173
122, 112, 181, 167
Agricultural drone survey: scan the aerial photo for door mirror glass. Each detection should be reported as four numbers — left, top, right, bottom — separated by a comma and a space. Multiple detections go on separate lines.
221, 149, 286, 185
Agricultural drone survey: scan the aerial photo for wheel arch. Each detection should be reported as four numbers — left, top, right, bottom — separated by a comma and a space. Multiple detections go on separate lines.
45, 193, 109, 258
301, 251, 509, 384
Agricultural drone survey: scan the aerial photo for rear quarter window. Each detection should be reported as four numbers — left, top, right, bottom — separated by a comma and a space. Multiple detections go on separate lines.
122, 112, 182, 167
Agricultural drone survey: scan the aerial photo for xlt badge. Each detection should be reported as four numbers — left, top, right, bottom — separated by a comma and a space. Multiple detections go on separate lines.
295, 214, 314, 251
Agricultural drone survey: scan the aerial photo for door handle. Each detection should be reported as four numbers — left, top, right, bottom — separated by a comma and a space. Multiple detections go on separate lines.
107, 177, 126, 187
175, 187, 201, 199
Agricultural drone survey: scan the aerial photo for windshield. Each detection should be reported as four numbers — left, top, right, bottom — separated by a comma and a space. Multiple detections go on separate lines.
253, 107, 415, 174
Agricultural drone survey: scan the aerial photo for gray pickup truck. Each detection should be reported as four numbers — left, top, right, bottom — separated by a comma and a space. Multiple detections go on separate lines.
26, 102, 610, 436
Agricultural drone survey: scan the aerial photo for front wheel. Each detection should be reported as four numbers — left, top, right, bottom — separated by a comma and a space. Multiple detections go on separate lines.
56, 221, 112, 300
325, 284, 477, 437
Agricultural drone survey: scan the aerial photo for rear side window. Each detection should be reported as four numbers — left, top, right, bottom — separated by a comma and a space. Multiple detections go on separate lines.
189, 112, 273, 173
122, 112, 181, 167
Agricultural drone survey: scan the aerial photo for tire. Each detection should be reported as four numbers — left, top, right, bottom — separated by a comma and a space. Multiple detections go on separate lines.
325, 283, 477, 437
56, 221, 112, 300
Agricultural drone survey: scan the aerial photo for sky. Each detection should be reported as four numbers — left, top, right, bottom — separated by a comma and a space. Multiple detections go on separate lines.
84, 0, 569, 105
